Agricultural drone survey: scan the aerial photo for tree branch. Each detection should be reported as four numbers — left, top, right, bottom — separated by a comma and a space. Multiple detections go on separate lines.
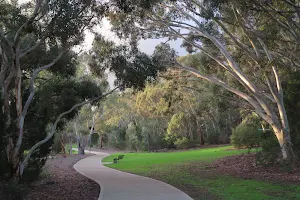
13, 0, 42, 45
19, 40, 42, 58
12, 51, 65, 159
19, 87, 118, 175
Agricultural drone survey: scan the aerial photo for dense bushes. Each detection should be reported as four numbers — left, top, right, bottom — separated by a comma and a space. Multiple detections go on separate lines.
230, 114, 261, 150
230, 123, 260, 150
174, 137, 189, 149
91, 133, 100, 147
256, 131, 280, 165
230, 113, 300, 165
106, 128, 126, 149
174, 138, 199, 149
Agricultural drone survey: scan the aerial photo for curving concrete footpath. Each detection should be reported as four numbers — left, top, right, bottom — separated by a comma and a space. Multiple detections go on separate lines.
73, 151, 193, 200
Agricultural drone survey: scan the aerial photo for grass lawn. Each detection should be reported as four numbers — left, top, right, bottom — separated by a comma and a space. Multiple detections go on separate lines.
103, 146, 300, 200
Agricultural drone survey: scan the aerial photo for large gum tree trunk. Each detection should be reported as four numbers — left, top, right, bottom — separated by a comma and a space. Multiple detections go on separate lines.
272, 125, 297, 162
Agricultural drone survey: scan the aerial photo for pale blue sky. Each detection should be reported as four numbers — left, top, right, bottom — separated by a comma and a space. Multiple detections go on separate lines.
82, 19, 187, 56
138, 38, 187, 56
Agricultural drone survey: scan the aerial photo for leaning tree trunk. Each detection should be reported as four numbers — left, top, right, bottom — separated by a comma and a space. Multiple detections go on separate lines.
271, 124, 297, 162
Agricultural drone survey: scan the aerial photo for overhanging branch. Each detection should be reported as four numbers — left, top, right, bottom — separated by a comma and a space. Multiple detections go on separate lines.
19, 87, 118, 175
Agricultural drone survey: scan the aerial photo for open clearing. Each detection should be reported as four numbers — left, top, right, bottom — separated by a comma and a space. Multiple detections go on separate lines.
103, 146, 300, 200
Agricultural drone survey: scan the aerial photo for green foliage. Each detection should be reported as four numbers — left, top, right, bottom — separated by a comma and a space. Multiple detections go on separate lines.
167, 112, 185, 136
256, 131, 280, 166
51, 132, 63, 154
0, 0, 107, 179
174, 137, 189, 149
135, 83, 169, 117
107, 128, 127, 150
125, 122, 139, 151
230, 113, 263, 149
231, 124, 260, 150
99, 70, 240, 151
256, 131, 300, 166
91, 133, 100, 146
105, 0, 300, 163
164, 134, 177, 148
90, 35, 167, 90
230, 115, 261, 150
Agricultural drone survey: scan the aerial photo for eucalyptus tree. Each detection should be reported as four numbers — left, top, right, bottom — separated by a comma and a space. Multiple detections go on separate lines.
106, 0, 300, 162
0, 0, 108, 178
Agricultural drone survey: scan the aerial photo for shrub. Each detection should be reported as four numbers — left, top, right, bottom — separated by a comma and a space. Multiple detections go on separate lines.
91, 133, 100, 147
164, 134, 177, 148
256, 131, 300, 166
256, 131, 280, 166
174, 137, 189, 149
230, 122, 260, 150
206, 129, 221, 144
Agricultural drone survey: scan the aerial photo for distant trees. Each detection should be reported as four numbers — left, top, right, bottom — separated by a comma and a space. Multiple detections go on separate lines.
92, 64, 240, 151
60, 105, 99, 155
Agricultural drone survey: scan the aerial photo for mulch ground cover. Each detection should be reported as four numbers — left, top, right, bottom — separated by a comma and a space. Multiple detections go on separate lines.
25, 154, 100, 200
213, 153, 300, 183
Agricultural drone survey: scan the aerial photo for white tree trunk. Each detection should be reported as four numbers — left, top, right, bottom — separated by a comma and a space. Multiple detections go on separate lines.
163, 4, 297, 161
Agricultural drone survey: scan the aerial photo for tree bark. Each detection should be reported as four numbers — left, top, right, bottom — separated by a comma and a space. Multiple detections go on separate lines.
272, 125, 297, 162
60, 135, 66, 154
78, 142, 85, 155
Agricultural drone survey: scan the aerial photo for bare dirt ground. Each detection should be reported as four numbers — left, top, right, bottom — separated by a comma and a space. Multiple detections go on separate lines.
25, 154, 100, 200
213, 153, 300, 183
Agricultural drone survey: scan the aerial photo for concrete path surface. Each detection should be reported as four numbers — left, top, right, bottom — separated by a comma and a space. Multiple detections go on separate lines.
74, 152, 193, 200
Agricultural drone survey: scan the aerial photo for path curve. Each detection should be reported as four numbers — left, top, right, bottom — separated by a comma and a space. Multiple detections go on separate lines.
74, 151, 193, 200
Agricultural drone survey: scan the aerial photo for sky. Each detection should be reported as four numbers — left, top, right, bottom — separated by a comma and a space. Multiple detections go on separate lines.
82, 19, 187, 56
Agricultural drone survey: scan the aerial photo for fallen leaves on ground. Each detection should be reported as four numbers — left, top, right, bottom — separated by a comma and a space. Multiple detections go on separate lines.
213, 153, 300, 183
25, 154, 100, 200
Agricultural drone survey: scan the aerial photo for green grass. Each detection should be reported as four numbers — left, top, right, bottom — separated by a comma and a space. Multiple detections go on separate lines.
103, 146, 249, 174
65, 143, 78, 154
103, 146, 300, 200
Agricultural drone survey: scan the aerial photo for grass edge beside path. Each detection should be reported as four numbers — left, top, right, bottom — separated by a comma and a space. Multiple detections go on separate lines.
102, 146, 300, 200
